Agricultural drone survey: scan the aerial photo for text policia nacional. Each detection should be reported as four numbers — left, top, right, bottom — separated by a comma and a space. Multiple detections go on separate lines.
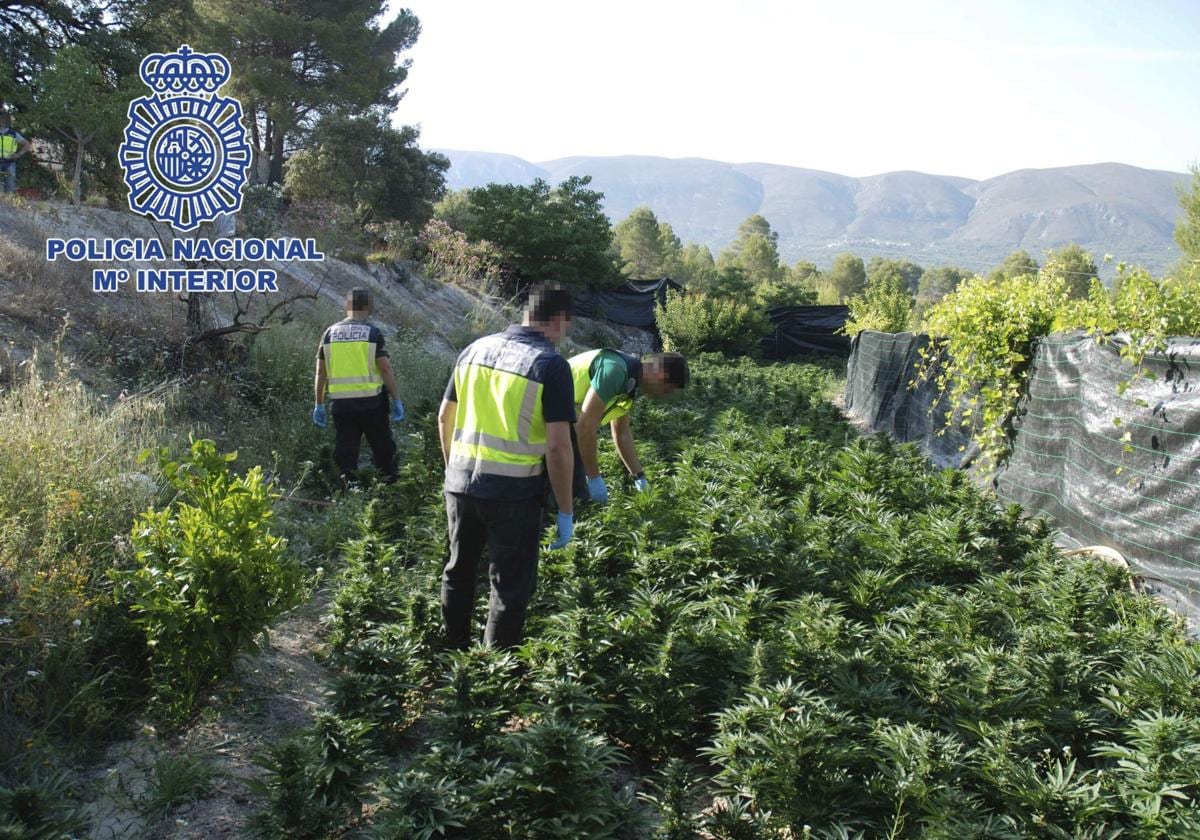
46, 237, 325, 293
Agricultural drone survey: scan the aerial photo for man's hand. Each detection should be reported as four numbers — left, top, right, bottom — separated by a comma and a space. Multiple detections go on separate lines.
391, 398, 405, 422
586, 475, 608, 504
312, 404, 327, 427
549, 512, 574, 549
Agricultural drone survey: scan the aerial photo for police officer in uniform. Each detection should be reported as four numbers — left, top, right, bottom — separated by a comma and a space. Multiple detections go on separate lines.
437, 284, 576, 649
313, 288, 405, 482
0, 111, 31, 194
569, 349, 689, 503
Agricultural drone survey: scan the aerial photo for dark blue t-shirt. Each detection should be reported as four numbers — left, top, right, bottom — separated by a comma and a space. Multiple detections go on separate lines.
444, 325, 574, 501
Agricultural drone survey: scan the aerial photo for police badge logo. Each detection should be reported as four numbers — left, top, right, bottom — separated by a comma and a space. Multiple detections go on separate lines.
119, 45, 251, 232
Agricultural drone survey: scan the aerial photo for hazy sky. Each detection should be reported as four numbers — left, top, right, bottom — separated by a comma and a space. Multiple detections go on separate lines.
392, 0, 1200, 179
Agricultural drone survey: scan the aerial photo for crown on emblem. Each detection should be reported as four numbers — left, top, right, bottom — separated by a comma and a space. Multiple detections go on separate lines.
139, 45, 230, 95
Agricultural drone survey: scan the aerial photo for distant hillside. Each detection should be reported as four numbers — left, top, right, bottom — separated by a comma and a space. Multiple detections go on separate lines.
436, 150, 1189, 273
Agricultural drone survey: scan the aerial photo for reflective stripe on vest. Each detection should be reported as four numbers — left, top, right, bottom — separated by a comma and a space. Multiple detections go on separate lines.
569, 348, 634, 424
323, 322, 382, 400
448, 334, 549, 480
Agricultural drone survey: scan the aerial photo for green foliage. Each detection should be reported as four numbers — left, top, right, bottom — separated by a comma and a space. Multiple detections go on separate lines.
916, 266, 972, 306
304, 353, 1200, 836
140, 752, 215, 816
283, 113, 448, 225
655, 290, 770, 356
676, 243, 718, 288
199, 0, 421, 184
26, 44, 131, 205
0, 357, 169, 755
1174, 165, 1200, 279
817, 253, 867, 303
844, 271, 914, 334
240, 183, 285, 239
1044, 243, 1100, 299
924, 266, 1200, 464
867, 257, 925, 294
417, 218, 507, 292
754, 278, 818, 310
111, 439, 303, 721
791, 260, 821, 284
716, 214, 786, 285
614, 206, 675, 278
0, 771, 87, 838
988, 249, 1040, 282
459, 176, 620, 292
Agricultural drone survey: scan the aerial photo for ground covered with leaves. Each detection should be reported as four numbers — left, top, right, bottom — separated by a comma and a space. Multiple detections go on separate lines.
253, 355, 1200, 839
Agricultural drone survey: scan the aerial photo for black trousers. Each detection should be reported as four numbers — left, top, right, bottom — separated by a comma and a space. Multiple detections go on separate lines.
332, 403, 397, 480
442, 492, 543, 649
568, 423, 590, 502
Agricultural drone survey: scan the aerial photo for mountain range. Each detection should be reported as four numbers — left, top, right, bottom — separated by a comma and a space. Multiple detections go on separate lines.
436, 151, 1190, 273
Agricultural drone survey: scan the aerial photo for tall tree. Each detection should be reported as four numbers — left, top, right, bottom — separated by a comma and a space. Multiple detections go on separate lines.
28, 43, 128, 204
461, 176, 619, 292
1175, 165, 1200, 279
817, 253, 867, 303
658, 221, 683, 279
988, 249, 1040, 282
197, 0, 420, 184
613, 206, 666, 277
717, 214, 785, 284
676, 242, 717, 288
917, 266, 972, 305
791, 260, 820, 284
1043, 243, 1099, 298
867, 257, 925, 294
284, 111, 447, 224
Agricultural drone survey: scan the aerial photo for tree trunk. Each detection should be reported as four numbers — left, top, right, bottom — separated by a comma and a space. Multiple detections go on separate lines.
268, 122, 285, 185
72, 137, 83, 206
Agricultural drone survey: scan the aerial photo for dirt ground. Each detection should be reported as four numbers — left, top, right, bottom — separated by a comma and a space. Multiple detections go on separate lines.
80, 588, 333, 840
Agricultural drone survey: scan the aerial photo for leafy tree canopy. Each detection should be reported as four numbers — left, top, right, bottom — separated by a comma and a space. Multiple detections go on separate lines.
459, 176, 620, 292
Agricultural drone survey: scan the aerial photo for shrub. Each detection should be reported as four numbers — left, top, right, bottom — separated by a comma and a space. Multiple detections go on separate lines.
418, 218, 506, 293
655, 291, 770, 356
0, 356, 171, 756
240, 183, 285, 239
111, 438, 303, 721
843, 272, 915, 334
754, 278, 817, 310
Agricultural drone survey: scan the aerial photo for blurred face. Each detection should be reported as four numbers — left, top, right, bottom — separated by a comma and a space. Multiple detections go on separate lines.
642, 358, 679, 399
542, 313, 571, 344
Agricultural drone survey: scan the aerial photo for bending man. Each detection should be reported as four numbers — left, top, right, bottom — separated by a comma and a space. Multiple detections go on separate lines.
569, 349, 689, 503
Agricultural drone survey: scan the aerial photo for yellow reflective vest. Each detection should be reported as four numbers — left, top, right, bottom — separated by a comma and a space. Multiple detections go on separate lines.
447, 332, 552, 482
0, 132, 20, 158
321, 320, 383, 400
569, 348, 638, 425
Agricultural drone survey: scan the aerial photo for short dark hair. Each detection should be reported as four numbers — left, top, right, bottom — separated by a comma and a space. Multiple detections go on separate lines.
526, 283, 572, 323
649, 352, 689, 389
347, 288, 371, 311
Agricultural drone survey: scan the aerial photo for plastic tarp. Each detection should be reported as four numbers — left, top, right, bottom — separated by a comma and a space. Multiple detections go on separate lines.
846, 329, 1200, 616
762, 305, 852, 359
996, 333, 1200, 605
571, 277, 683, 329
844, 330, 978, 468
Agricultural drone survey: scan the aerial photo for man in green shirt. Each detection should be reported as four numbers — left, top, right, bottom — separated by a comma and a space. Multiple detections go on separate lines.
568, 349, 689, 503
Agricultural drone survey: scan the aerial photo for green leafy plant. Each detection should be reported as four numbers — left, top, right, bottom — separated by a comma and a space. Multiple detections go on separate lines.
655, 290, 770, 356
111, 438, 303, 721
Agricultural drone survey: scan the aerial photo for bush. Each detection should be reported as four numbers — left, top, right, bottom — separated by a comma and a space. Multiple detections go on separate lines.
418, 218, 507, 293
753, 278, 817, 310
0, 357, 171, 757
655, 290, 770, 356
111, 439, 303, 721
241, 183, 285, 239
843, 272, 915, 335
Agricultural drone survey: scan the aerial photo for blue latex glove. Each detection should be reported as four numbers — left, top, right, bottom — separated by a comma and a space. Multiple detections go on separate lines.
634, 475, 650, 492
586, 475, 609, 504
549, 512, 574, 549
391, 398, 405, 422
312, 404, 327, 428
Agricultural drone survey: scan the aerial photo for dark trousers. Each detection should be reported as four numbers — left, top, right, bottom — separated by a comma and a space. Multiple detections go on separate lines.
332, 403, 397, 481
568, 423, 590, 502
442, 492, 543, 649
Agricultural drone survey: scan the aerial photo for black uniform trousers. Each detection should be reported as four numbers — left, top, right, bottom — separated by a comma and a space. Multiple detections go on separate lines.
331, 396, 397, 481
442, 491, 543, 649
